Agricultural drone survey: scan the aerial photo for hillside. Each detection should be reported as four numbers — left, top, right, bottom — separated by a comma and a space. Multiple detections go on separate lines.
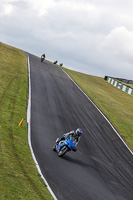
0, 42, 133, 199
61, 67, 133, 151
0, 42, 53, 200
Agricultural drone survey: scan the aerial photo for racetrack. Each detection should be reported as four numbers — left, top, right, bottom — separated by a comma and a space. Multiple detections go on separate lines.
29, 54, 133, 200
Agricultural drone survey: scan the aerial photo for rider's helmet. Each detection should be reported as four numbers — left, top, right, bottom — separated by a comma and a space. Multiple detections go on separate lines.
75, 128, 82, 136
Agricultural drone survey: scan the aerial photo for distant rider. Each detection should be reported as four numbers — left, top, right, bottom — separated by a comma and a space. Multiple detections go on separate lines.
42, 53, 45, 59
56, 128, 82, 152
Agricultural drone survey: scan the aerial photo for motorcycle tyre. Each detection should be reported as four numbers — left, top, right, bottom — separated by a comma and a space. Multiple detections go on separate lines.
53, 144, 56, 151
58, 146, 69, 157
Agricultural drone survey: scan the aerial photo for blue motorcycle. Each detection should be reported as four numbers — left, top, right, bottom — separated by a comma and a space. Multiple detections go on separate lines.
53, 136, 77, 157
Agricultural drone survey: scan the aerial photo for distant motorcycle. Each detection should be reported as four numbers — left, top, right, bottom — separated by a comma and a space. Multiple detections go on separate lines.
41, 56, 45, 62
53, 136, 77, 157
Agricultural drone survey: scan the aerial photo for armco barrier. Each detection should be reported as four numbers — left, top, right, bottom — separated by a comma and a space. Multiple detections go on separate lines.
104, 76, 133, 96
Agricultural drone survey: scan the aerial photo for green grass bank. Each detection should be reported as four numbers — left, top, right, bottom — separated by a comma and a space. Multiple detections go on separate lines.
61, 67, 133, 151
0, 42, 53, 200
0, 41, 133, 199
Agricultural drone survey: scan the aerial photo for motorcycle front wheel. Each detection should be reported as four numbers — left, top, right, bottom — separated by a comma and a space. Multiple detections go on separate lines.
58, 146, 69, 157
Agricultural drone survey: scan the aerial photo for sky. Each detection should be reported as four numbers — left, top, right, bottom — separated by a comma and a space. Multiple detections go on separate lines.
0, 0, 133, 80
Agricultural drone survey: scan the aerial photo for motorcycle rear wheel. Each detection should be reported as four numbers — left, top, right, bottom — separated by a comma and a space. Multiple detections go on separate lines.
58, 146, 68, 157
53, 144, 56, 151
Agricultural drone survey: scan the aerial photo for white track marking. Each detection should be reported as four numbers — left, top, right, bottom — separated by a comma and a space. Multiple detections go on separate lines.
61, 68, 133, 155
27, 54, 58, 200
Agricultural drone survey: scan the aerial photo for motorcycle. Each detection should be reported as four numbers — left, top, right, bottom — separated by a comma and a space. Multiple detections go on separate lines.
41, 55, 45, 62
53, 136, 77, 157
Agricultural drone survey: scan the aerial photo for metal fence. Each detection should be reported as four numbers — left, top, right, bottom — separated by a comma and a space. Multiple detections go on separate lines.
104, 76, 133, 96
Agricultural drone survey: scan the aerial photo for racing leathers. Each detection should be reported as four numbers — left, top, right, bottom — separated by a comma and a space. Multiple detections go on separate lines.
56, 130, 81, 152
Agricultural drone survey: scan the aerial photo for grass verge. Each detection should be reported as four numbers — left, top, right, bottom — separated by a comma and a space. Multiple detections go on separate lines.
0, 41, 132, 199
0, 42, 53, 200
61, 67, 133, 151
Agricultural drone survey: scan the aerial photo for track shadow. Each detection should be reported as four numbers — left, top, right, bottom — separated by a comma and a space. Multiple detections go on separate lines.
61, 154, 97, 170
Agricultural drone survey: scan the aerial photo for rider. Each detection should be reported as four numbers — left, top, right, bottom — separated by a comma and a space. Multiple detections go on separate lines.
56, 128, 82, 151
41, 54, 45, 59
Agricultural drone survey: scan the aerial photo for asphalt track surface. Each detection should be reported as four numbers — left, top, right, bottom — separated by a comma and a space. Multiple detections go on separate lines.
29, 54, 133, 200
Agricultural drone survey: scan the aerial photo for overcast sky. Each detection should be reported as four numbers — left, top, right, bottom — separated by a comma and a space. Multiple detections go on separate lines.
1, 0, 133, 79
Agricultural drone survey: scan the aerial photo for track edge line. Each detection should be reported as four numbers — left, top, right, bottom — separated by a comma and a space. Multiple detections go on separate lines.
61, 67, 133, 156
27, 54, 58, 200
